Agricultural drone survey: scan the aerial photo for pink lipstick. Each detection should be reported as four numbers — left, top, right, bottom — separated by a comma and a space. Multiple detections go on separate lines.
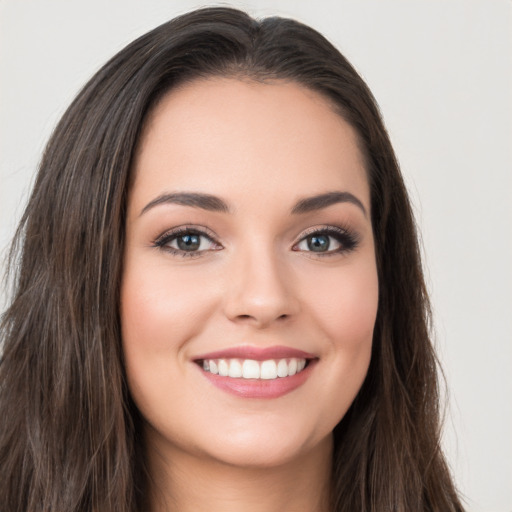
194, 346, 318, 399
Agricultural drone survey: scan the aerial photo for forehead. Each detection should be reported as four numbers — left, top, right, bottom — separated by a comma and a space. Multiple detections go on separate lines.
130, 78, 369, 214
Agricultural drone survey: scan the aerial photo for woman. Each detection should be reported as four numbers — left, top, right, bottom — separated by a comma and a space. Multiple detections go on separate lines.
0, 7, 464, 511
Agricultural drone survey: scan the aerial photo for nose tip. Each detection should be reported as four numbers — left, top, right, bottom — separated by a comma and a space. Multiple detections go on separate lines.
222, 255, 299, 328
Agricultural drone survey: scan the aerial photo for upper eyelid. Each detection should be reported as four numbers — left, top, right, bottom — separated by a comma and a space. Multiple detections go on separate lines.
154, 225, 219, 244
293, 225, 359, 253
295, 225, 355, 240
153, 223, 358, 249
300, 225, 347, 235
153, 227, 222, 258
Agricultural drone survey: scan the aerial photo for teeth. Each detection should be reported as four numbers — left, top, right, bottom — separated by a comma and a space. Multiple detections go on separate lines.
228, 359, 242, 378
277, 359, 288, 377
202, 358, 308, 380
218, 359, 229, 377
260, 360, 277, 380
242, 359, 260, 379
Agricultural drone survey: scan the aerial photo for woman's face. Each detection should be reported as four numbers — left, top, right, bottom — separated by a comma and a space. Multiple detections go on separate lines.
121, 78, 378, 468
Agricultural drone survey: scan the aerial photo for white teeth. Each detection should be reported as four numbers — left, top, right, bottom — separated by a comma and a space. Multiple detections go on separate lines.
228, 359, 242, 378
288, 358, 298, 376
260, 360, 277, 380
242, 359, 260, 379
202, 357, 308, 380
218, 359, 229, 377
277, 359, 288, 377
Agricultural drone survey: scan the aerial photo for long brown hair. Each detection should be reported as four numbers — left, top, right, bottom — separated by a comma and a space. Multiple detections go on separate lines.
0, 7, 464, 511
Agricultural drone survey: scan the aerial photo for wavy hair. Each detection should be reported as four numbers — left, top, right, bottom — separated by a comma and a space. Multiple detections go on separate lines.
0, 7, 464, 511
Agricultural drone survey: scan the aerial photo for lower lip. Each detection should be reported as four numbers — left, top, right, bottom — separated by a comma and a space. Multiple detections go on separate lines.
197, 360, 317, 399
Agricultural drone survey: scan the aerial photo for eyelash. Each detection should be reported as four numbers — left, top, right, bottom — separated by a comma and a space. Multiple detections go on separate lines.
153, 226, 222, 258
292, 226, 359, 257
153, 224, 359, 258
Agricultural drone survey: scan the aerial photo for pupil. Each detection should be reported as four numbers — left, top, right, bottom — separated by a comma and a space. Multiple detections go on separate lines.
177, 234, 200, 251
307, 235, 329, 252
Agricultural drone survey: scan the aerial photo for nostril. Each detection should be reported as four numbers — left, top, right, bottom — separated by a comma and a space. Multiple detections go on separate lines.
236, 313, 290, 323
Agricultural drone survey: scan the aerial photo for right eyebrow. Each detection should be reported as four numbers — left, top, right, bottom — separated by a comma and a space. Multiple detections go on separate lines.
291, 191, 367, 217
139, 192, 230, 217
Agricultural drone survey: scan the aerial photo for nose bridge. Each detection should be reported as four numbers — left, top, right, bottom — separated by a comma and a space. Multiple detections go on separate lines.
223, 234, 298, 327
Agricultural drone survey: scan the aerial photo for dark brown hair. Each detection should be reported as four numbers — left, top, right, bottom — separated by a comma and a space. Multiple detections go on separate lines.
0, 7, 464, 511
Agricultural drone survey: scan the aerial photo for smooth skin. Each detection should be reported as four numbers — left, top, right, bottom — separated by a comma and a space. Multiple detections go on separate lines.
121, 78, 379, 512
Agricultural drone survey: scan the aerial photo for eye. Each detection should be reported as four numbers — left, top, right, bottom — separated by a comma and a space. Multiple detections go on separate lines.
293, 227, 358, 255
154, 227, 221, 256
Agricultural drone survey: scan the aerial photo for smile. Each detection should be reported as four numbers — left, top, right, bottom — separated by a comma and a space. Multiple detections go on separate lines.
194, 346, 317, 398
202, 358, 307, 380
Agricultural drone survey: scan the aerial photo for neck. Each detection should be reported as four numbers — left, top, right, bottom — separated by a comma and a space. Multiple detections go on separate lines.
146, 433, 333, 512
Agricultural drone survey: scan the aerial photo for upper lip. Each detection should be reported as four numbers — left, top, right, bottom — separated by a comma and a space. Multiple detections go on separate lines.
193, 345, 317, 362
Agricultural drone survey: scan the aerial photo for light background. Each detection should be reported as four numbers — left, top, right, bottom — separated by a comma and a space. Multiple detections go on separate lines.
1, 1, 511, 510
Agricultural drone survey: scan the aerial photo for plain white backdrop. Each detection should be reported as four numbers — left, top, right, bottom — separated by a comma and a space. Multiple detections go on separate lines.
1, 1, 511, 510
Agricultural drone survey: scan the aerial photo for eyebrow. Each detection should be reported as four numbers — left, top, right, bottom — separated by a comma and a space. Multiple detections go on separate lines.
139, 190, 367, 217
140, 192, 230, 216
291, 191, 367, 217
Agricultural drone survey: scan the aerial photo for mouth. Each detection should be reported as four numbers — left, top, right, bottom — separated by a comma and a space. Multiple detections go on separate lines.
198, 357, 309, 380
193, 346, 317, 398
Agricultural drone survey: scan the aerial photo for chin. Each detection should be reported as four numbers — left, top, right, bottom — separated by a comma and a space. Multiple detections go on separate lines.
197, 423, 332, 470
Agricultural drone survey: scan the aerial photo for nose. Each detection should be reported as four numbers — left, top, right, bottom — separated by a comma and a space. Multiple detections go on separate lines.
222, 244, 300, 328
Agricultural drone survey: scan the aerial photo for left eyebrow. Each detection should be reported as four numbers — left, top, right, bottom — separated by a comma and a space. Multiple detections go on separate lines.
139, 192, 230, 216
291, 191, 367, 217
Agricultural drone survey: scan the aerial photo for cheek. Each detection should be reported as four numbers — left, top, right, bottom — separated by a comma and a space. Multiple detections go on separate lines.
120, 259, 216, 353
119, 259, 218, 421
302, 256, 378, 407
289, 257, 378, 436
119, 258, 220, 414
305, 259, 379, 349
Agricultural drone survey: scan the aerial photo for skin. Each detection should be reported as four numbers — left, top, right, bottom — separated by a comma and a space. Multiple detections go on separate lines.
121, 78, 379, 512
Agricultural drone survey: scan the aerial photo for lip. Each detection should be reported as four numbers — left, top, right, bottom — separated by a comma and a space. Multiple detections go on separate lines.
193, 345, 318, 399
193, 345, 316, 361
